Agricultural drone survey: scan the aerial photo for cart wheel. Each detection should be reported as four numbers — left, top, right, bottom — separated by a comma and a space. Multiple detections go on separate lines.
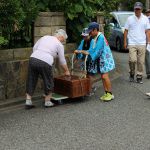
58, 99, 64, 105
81, 96, 85, 100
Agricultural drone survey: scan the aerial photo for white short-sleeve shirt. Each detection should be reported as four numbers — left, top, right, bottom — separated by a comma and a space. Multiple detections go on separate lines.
31, 35, 66, 66
125, 14, 150, 45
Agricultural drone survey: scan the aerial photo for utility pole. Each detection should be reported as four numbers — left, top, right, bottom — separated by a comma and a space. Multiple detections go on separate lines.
146, 0, 150, 9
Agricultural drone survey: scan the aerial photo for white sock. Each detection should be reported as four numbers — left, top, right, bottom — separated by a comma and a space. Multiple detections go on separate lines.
26, 99, 32, 105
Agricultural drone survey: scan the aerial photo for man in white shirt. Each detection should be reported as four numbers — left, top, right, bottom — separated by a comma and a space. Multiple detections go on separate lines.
145, 9, 150, 79
145, 9, 150, 97
25, 29, 70, 109
124, 2, 150, 83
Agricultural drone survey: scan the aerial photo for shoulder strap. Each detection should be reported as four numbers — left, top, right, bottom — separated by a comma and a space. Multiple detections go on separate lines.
96, 32, 102, 43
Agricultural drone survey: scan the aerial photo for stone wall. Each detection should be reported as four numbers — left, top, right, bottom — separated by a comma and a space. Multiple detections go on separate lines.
0, 48, 32, 100
0, 45, 77, 101
34, 12, 66, 44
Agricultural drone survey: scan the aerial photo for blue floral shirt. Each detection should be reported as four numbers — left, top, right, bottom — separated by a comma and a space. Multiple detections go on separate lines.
87, 32, 115, 73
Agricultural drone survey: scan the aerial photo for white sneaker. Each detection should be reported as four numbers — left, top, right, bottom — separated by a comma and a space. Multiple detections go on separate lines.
45, 101, 54, 107
25, 99, 35, 109
26, 99, 32, 105
146, 92, 150, 97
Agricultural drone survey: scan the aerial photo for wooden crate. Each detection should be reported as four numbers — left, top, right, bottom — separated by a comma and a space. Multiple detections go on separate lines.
54, 75, 91, 98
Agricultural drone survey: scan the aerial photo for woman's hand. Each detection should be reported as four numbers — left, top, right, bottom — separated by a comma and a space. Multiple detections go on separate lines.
61, 64, 70, 76
74, 50, 80, 53
81, 50, 89, 55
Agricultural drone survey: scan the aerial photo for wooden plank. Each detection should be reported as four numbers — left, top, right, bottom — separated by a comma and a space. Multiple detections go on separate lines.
51, 93, 68, 100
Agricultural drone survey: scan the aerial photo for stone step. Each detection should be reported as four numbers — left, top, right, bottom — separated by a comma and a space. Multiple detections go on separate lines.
0, 99, 44, 113
0, 94, 42, 111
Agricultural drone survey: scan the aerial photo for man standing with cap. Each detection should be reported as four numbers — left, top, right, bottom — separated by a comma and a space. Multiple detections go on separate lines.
81, 22, 115, 101
145, 9, 150, 97
145, 9, 150, 79
124, 2, 150, 83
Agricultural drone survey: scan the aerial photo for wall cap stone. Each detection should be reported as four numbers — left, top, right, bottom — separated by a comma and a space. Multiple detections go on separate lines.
39, 12, 64, 17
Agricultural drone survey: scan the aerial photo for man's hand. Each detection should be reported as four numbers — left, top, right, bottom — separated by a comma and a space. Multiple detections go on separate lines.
124, 29, 128, 50
124, 42, 127, 50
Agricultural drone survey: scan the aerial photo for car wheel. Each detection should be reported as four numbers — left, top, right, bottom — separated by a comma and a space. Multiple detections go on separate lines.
116, 38, 122, 51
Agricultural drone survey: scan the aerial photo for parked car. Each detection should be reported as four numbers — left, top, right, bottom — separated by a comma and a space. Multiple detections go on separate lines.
108, 11, 134, 51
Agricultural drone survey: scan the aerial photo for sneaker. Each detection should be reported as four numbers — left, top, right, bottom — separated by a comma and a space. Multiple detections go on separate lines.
136, 75, 143, 84
100, 93, 107, 100
100, 93, 114, 101
146, 92, 150, 97
129, 74, 134, 82
25, 99, 35, 109
45, 101, 54, 108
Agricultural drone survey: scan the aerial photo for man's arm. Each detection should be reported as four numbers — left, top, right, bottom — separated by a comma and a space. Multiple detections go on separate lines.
146, 29, 150, 44
124, 29, 128, 49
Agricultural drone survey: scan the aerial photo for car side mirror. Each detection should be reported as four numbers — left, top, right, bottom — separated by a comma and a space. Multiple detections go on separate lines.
109, 23, 115, 28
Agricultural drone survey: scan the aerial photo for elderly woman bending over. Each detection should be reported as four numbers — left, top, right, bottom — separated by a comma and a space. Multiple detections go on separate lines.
25, 29, 70, 109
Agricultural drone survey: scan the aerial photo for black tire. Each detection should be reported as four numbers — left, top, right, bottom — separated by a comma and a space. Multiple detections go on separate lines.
116, 38, 122, 51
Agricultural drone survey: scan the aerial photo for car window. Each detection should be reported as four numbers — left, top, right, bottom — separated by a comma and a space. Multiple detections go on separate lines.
117, 14, 134, 27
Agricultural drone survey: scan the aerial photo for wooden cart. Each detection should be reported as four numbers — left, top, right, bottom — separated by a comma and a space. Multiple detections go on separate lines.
51, 53, 92, 103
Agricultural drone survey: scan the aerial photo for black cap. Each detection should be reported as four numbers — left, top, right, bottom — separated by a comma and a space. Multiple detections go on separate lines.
134, 2, 143, 9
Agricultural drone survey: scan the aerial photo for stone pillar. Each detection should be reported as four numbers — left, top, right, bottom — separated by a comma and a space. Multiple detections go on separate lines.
96, 12, 105, 34
34, 12, 76, 76
146, 0, 150, 9
34, 12, 66, 43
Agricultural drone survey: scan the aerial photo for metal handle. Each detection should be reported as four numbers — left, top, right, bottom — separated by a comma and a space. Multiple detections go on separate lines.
71, 52, 88, 78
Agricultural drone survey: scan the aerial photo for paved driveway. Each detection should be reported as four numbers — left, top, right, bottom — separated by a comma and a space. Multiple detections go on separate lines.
0, 51, 150, 150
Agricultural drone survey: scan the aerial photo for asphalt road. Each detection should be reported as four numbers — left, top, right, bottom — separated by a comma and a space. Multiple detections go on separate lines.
0, 51, 150, 150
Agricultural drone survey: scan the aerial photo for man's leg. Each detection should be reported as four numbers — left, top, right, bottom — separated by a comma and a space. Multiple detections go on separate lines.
128, 46, 137, 82
136, 45, 146, 83
145, 50, 150, 79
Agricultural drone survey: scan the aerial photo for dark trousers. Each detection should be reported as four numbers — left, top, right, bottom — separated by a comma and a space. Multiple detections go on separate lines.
26, 57, 54, 96
145, 50, 150, 76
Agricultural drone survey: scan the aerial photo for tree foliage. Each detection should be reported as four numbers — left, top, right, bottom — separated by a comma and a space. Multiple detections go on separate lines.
1, 0, 136, 47
47, 0, 123, 42
0, 0, 39, 47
